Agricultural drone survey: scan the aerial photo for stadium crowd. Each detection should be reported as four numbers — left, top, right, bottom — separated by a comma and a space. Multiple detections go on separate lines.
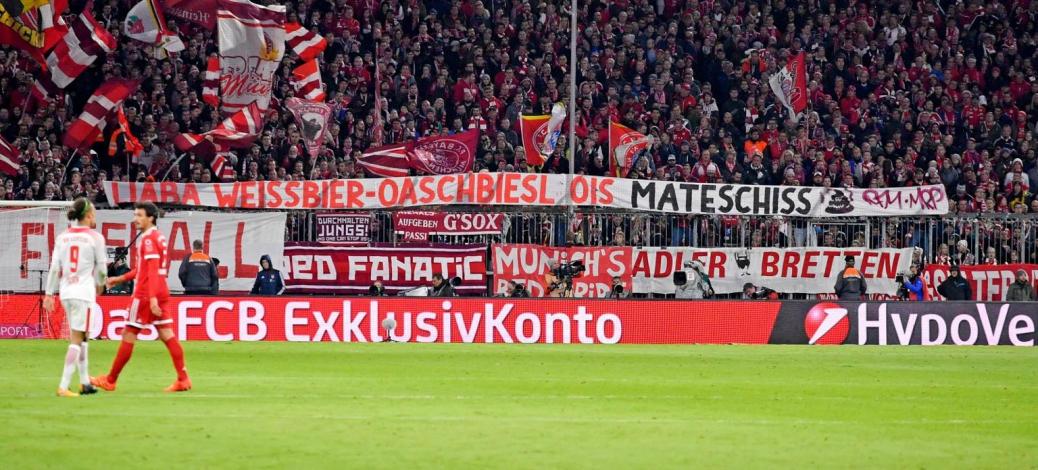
1, 0, 1037, 261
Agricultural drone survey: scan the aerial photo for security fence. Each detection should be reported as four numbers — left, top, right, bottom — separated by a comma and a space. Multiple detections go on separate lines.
283, 210, 1038, 266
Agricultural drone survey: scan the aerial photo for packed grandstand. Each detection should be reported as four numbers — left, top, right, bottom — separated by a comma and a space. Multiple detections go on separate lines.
0, 0, 1037, 288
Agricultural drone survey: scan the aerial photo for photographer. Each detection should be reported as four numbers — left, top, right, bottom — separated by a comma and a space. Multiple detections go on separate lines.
106, 250, 133, 295
545, 260, 585, 298
741, 283, 776, 300
675, 262, 713, 299
506, 280, 530, 298
898, 264, 929, 301
607, 276, 627, 299
430, 273, 455, 297
368, 281, 387, 296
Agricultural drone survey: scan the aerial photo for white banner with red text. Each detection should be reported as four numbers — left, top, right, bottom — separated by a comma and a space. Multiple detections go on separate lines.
1, 295, 1033, 345
392, 211, 504, 242
0, 208, 285, 292
282, 243, 488, 295
491, 244, 914, 297
103, 174, 949, 216
923, 264, 1038, 302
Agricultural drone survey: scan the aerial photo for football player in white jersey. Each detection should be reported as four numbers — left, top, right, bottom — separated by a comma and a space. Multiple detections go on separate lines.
44, 198, 108, 397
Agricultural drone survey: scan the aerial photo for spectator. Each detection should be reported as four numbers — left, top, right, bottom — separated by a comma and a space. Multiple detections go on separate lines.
937, 265, 972, 301
430, 273, 454, 297
1005, 270, 1036, 302
368, 281, 387, 296
250, 255, 284, 296
834, 256, 867, 301
178, 240, 219, 295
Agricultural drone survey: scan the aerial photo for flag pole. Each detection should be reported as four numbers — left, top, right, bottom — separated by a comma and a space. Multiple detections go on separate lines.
566, 0, 577, 229
58, 148, 80, 188
567, 0, 576, 177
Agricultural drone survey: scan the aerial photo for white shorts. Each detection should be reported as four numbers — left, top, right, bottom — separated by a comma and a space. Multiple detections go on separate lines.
62, 299, 91, 333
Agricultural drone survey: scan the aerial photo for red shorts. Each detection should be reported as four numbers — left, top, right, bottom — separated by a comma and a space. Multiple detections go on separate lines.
127, 297, 173, 329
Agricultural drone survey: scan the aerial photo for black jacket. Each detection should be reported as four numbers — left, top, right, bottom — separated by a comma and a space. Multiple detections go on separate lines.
937, 275, 972, 301
179, 251, 219, 295
251, 255, 285, 295
834, 267, 868, 300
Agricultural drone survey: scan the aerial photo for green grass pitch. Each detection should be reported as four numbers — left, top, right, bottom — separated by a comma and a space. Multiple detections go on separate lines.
1, 340, 1035, 468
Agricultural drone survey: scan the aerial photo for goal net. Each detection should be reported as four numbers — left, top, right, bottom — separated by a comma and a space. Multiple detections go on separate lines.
0, 201, 72, 339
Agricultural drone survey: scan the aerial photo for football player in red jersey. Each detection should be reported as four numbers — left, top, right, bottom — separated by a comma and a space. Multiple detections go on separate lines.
92, 202, 192, 392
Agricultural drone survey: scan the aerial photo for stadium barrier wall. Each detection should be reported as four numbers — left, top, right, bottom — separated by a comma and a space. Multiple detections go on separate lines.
0, 295, 1034, 346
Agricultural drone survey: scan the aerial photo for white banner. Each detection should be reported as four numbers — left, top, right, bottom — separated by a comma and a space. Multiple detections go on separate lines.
103, 174, 950, 217
0, 209, 285, 293
628, 247, 914, 295
491, 244, 915, 297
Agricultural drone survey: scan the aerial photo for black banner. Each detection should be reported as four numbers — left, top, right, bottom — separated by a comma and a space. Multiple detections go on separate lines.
769, 302, 1037, 346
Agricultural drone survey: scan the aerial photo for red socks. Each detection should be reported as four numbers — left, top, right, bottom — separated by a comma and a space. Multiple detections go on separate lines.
107, 341, 135, 383
163, 336, 189, 381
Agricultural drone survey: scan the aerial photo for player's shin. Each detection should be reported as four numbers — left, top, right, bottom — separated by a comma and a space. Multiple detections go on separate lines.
162, 334, 189, 381
59, 345, 81, 391
77, 342, 90, 385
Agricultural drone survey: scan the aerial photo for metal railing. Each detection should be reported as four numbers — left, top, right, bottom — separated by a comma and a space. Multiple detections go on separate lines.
283, 210, 1038, 265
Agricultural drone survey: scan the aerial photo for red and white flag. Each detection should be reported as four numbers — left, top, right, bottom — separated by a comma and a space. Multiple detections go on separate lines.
608, 121, 653, 177
291, 59, 325, 102
217, 0, 285, 115
285, 97, 331, 158
123, 0, 184, 56
63, 78, 140, 150
358, 142, 409, 178
174, 101, 264, 156
201, 55, 220, 106
0, 135, 21, 176
211, 151, 235, 181
409, 129, 478, 175
32, 7, 116, 100
284, 22, 325, 61
768, 51, 808, 121
519, 114, 550, 166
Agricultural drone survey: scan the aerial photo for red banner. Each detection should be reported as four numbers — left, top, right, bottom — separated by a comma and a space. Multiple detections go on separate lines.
282, 243, 487, 295
492, 244, 633, 298
314, 213, 370, 243
409, 129, 478, 175
923, 264, 1038, 301
0, 295, 781, 344
392, 211, 504, 242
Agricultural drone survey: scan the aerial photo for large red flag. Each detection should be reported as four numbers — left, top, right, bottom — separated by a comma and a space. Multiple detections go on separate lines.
0, 135, 21, 176
63, 78, 140, 150
31, 7, 116, 100
768, 51, 808, 121
284, 22, 325, 61
174, 101, 264, 157
518, 114, 550, 166
608, 121, 653, 177
409, 129, 478, 175
358, 142, 409, 178
291, 59, 325, 102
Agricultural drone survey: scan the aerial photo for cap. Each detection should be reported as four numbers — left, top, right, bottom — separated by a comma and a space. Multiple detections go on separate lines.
1012, 158, 1023, 166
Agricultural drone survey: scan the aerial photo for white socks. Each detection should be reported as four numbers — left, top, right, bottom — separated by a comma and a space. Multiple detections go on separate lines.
59, 344, 81, 391
78, 343, 90, 385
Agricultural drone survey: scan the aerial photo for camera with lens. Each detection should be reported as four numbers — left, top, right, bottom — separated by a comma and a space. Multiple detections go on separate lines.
895, 272, 909, 300
552, 260, 585, 279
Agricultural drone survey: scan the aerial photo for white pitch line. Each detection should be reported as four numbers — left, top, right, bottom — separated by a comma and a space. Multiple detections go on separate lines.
0, 409, 1030, 426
